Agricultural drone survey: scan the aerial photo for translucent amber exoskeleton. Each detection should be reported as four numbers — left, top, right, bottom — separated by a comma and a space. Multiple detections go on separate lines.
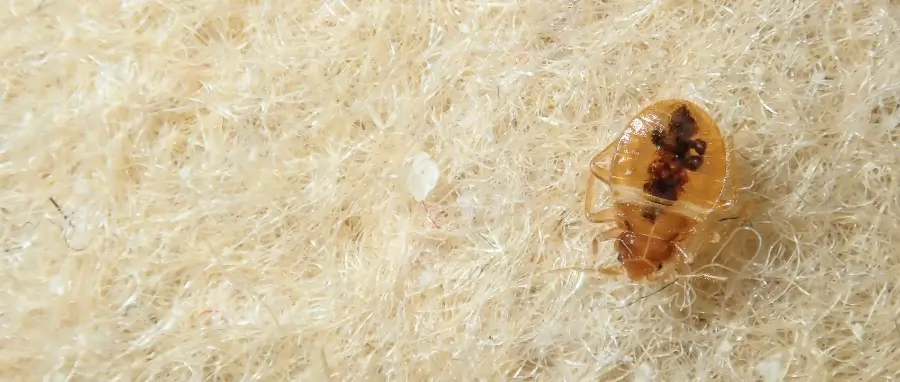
579, 99, 741, 281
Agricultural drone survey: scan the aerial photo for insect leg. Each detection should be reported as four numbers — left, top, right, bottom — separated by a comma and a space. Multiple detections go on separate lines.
541, 231, 623, 278
594, 232, 624, 272
547, 266, 623, 277
546, 234, 623, 278
597, 266, 624, 276
599, 227, 623, 239
716, 201, 751, 223
712, 176, 752, 223
588, 153, 613, 186
587, 129, 623, 185
584, 134, 621, 220
554, 135, 629, 280
643, 269, 664, 283
673, 243, 696, 265
592, 135, 619, 163
591, 232, 623, 263
586, 207, 616, 224
584, 170, 616, 222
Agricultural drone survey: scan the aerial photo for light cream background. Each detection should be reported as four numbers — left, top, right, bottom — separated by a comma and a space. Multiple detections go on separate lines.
1, 0, 898, 380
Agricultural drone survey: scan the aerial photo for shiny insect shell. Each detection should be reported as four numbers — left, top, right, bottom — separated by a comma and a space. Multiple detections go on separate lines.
583, 99, 739, 281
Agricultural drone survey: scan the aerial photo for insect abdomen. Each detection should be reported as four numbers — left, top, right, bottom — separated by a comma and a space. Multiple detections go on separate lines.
609, 100, 729, 217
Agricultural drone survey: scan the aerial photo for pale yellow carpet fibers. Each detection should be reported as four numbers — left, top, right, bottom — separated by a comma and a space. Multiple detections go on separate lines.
2, 0, 899, 380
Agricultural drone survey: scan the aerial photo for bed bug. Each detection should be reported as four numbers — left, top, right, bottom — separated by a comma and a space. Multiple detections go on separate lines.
573, 99, 744, 282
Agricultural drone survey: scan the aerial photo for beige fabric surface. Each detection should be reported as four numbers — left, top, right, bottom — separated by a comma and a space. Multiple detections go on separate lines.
1, 0, 899, 380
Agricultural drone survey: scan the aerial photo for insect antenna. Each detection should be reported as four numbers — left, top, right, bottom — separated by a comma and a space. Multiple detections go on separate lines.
609, 275, 680, 309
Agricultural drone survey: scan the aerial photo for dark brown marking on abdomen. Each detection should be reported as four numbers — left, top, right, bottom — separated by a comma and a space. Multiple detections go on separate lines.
642, 206, 659, 222
642, 104, 709, 207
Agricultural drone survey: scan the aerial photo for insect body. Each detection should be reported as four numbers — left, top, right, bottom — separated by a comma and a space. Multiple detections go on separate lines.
581, 99, 740, 281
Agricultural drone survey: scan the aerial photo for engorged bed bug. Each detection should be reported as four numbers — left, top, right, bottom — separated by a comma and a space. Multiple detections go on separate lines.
568, 99, 746, 282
